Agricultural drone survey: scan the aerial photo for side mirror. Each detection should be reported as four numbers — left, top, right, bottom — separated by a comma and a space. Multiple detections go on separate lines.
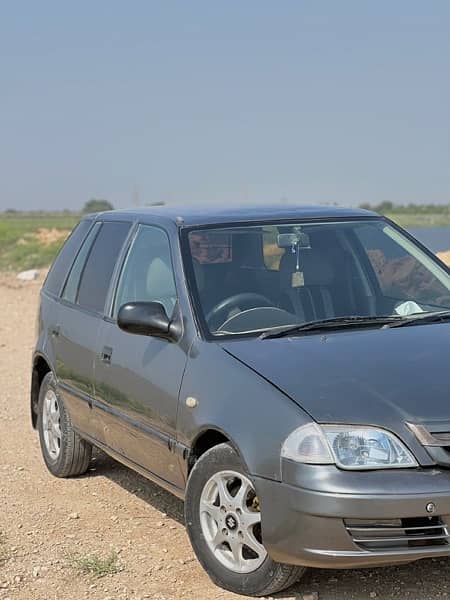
117, 301, 175, 340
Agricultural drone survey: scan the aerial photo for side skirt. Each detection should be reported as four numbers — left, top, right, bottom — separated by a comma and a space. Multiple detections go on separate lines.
76, 428, 186, 501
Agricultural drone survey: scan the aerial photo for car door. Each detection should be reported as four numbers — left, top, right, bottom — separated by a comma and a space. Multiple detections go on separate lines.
94, 224, 186, 489
54, 220, 132, 440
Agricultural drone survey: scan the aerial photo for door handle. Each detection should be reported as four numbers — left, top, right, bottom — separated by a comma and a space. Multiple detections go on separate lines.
101, 346, 113, 364
50, 325, 60, 338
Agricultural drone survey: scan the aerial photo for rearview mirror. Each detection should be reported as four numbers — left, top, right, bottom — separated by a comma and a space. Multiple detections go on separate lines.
277, 231, 311, 249
117, 301, 174, 340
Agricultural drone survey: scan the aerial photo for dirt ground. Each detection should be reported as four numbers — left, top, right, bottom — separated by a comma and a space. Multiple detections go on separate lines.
2, 273, 450, 600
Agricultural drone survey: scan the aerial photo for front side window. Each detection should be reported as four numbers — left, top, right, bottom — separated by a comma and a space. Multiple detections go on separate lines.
77, 221, 131, 314
114, 225, 177, 318
184, 219, 450, 338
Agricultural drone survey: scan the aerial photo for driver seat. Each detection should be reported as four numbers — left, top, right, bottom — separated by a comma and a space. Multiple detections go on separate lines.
279, 250, 336, 321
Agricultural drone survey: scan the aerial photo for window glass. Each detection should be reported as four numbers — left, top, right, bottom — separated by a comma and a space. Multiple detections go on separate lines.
44, 219, 92, 296
114, 225, 177, 317
355, 224, 450, 307
189, 231, 232, 264
263, 227, 284, 271
185, 220, 450, 338
77, 221, 131, 314
62, 223, 101, 303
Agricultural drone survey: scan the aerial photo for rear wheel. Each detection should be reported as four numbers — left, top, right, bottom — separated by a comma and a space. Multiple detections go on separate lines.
37, 372, 92, 477
185, 443, 305, 597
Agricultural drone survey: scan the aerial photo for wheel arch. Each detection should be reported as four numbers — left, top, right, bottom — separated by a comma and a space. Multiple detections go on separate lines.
188, 427, 250, 476
31, 353, 53, 429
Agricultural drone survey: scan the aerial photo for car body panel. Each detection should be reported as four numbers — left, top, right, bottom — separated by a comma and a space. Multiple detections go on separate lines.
93, 319, 188, 488
52, 302, 105, 440
254, 472, 450, 568
221, 324, 450, 466
177, 340, 312, 481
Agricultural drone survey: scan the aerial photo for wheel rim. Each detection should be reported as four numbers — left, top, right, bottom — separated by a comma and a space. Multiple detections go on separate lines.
199, 470, 267, 573
42, 389, 61, 460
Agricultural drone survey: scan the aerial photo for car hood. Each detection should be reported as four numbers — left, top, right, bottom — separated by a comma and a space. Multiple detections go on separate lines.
221, 323, 450, 428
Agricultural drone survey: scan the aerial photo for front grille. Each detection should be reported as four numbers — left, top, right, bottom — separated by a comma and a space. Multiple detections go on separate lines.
432, 432, 450, 445
407, 423, 450, 467
345, 517, 450, 550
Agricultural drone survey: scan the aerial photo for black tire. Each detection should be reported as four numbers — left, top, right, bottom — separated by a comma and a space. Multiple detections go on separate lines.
37, 372, 92, 477
185, 443, 305, 597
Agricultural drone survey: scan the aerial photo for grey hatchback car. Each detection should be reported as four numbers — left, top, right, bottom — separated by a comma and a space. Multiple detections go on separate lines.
32, 205, 450, 596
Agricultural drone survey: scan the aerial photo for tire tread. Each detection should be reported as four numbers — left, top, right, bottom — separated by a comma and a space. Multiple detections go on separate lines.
38, 372, 92, 478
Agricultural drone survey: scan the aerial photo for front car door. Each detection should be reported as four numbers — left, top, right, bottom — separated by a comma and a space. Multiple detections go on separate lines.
94, 223, 187, 490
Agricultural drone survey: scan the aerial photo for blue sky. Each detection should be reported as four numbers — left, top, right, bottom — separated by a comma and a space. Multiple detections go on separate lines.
1, 1, 449, 211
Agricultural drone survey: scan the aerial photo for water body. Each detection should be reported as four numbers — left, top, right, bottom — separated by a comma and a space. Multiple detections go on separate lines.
406, 226, 450, 253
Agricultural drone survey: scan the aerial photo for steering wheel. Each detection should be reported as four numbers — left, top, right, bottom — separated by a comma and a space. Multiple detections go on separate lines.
206, 292, 274, 331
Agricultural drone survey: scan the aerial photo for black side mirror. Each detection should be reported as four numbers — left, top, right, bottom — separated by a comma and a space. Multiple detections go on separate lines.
117, 301, 178, 341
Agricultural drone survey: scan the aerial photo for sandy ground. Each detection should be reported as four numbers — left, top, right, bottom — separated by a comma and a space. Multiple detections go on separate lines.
1, 272, 450, 600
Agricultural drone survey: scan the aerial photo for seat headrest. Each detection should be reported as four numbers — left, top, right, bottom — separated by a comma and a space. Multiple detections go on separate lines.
146, 257, 176, 298
280, 250, 335, 288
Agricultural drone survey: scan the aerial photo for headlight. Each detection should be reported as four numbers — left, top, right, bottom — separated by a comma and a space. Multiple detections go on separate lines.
281, 423, 417, 470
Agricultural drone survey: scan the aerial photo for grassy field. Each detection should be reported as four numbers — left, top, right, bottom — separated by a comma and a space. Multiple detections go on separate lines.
385, 212, 450, 227
0, 213, 80, 271
1, 211, 450, 272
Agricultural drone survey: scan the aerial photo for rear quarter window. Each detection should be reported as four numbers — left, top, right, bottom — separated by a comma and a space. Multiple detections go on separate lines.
43, 220, 92, 296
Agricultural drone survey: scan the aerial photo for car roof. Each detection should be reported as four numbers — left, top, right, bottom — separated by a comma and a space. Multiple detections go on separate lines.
89, 203, 378, 227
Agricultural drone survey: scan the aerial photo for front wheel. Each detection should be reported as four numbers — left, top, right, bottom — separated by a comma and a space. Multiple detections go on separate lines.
185, 443, 305, 597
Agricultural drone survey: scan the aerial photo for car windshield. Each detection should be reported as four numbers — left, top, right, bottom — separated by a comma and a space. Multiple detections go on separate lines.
184, 219, 450, 338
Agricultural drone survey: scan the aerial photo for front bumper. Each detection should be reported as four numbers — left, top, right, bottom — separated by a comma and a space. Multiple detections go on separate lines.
254, 463, 450, 569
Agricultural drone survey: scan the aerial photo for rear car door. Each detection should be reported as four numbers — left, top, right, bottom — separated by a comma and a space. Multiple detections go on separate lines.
54, 220, 132, 440
94, 224, 187, 490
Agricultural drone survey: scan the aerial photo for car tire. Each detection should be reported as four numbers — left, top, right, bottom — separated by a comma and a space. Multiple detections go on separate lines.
37, 372, 92, 477
185, 442, 305, 597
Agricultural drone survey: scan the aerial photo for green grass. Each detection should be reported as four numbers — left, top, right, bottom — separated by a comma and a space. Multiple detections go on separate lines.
386, 212, 450, 228
0, 213, 80, 271
0, 210, 449, 272
70, 551, 119, 578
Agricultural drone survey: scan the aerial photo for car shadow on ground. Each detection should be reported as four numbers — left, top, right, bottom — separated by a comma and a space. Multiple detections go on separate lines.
87, 450, 450, 600
86, 448, 185, 525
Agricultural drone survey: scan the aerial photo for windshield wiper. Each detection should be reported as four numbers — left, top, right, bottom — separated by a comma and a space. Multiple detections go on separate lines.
260, 315, 404, 340
383, 310, 450, 328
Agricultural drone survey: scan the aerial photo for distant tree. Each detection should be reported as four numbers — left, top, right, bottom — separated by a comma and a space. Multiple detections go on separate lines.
83, 198, 114, 213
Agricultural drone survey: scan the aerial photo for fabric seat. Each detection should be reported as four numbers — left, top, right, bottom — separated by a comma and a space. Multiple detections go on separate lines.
279, 250, 336, 321
145, 257, 177, 316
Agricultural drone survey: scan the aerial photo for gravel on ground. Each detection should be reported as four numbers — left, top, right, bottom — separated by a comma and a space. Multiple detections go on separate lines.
1, 272, 450, 599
